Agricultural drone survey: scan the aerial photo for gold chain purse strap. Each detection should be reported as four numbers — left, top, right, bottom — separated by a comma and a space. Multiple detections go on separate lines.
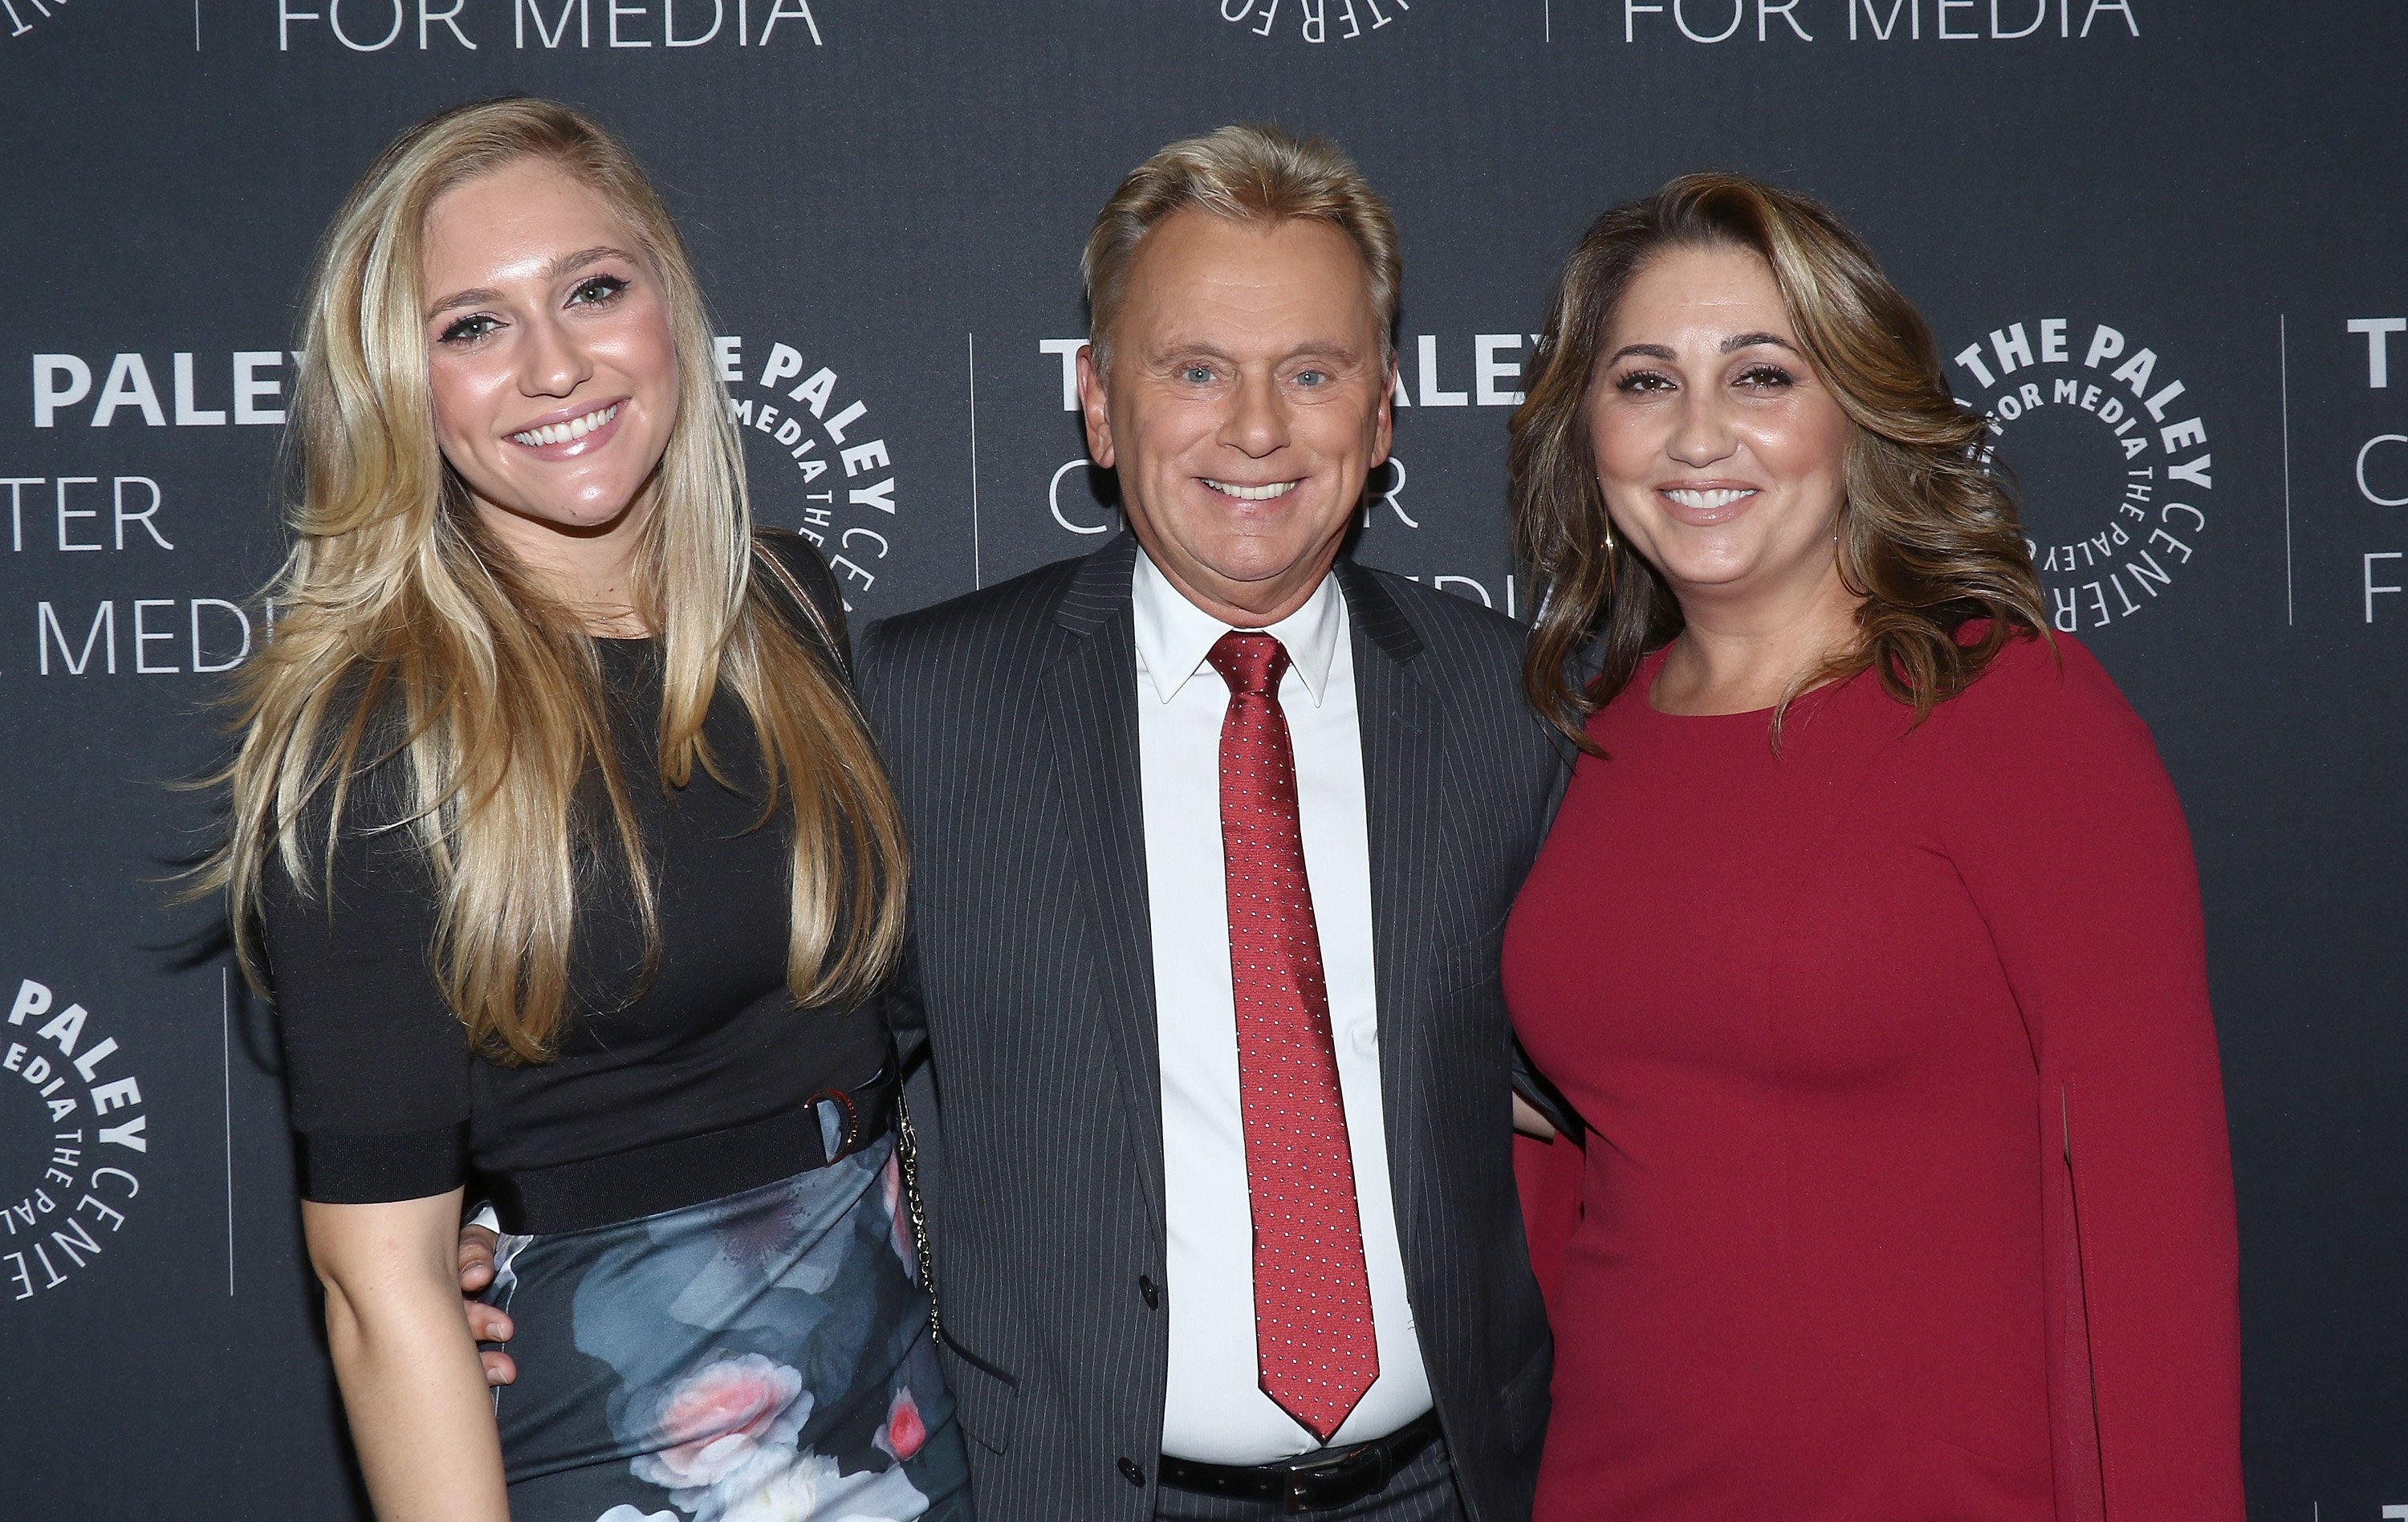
750, 535, 942, 1344
893, 1091, 940, 1342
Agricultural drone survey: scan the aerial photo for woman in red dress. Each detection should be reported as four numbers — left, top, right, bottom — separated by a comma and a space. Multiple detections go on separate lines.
1500, 174, 2243, 1519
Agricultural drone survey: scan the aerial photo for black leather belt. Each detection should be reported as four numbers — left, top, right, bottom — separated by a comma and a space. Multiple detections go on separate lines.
1157, 1411, 1442, 1514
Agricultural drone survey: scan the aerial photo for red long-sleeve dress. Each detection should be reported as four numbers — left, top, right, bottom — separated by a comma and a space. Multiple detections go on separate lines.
1502, 633, 2243, 1520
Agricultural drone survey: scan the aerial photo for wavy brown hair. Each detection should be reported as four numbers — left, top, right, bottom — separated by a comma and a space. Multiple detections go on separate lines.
1510, 172, 2047, 751
200, 98, 905, 1063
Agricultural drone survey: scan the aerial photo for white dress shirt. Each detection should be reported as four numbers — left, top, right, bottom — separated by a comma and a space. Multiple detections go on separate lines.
1133, 550, 1434, 1464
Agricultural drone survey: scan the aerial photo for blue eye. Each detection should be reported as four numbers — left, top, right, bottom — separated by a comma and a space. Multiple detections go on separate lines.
440, 314, 501, 344
1182, 364, 1216, 385
570, 274, 629, 307
1294, 370, 1328, 388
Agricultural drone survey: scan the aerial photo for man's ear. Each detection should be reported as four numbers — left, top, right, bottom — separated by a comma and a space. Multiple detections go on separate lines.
1371, 358, 1398, 466
1076, 344, 1115, 469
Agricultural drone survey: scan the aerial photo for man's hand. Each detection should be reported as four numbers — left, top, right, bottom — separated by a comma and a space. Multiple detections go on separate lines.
457, 1223, 517, 1387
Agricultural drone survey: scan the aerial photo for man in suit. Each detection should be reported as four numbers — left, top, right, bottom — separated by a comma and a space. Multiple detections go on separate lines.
860, 127, 1563, 1522
466, 125, 1566, 1520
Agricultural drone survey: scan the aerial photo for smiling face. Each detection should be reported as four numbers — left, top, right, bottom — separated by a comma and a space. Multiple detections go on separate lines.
420, 157, 679, 580
1077, 209, 1393, 627
1588, 242, 1856, 617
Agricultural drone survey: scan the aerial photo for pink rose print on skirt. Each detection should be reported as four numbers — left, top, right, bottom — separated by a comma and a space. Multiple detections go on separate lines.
630, 1353, 812, 1497
875, 1388, 927, 1462
494, 1154, 966, 1518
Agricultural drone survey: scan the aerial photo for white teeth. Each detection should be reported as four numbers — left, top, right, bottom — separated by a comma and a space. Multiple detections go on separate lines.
1666, 486, 1755, 511
512, 402, 618, 449
1205, 478, 1299, 502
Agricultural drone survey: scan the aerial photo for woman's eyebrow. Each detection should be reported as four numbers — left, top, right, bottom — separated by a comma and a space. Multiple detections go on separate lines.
425, 246, 637, 320
1605, 342, 1677, 365
1721, 331, 1796, 353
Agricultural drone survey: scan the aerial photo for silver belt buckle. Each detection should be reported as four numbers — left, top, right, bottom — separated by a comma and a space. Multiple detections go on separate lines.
1279, 1442, 1385, 1515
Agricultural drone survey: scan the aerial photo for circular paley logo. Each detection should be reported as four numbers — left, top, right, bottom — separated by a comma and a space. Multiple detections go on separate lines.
1950, 319, 2214, 633
719, 336, 905, 615
2, 977, 149, 1304
1207, 0, 1416, 44
0, 0, 71, 43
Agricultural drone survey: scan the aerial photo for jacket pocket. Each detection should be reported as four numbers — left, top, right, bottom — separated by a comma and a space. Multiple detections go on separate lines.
1432, 926, 1507, 994
938, 1334, 1020, 1455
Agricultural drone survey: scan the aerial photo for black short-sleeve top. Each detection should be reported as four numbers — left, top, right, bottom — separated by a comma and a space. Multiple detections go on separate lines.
260, 535, 887, 1217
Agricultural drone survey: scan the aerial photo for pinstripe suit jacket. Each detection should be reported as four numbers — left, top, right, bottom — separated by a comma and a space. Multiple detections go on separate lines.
856, 535, 1567, 1522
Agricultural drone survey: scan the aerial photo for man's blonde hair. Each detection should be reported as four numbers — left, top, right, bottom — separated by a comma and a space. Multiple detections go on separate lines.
1081, 123, 1401, 375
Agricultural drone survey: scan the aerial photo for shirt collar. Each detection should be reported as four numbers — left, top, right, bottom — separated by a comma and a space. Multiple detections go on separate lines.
1130, 548, 1344, 708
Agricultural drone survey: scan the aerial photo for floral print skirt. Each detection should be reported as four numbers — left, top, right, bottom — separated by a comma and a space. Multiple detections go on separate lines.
482, 1133, 971, 1522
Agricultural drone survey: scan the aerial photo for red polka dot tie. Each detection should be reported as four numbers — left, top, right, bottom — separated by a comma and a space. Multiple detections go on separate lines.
1205, 630, 1379, 1445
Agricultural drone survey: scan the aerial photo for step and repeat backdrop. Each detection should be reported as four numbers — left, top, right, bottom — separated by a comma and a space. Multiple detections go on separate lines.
1, 1, 2401, 1514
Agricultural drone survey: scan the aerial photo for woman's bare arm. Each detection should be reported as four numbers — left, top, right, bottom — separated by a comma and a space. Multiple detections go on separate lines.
303, 1191, 511, 1522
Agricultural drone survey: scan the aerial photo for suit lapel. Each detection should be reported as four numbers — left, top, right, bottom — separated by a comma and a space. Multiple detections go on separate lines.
1039, 536, 1166, 1228
1336, 561, 1449, 1246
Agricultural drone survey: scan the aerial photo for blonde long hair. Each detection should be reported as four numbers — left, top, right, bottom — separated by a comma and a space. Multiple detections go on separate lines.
207, 97, 905, 1063
1511, 173, 2049, 751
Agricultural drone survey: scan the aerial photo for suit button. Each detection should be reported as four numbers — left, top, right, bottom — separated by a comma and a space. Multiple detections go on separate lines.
1138, 1275, 1160, 1309
1118, 1456, 1146, 1487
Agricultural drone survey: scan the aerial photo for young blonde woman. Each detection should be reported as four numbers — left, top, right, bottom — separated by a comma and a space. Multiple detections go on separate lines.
209, 98, 968, 1521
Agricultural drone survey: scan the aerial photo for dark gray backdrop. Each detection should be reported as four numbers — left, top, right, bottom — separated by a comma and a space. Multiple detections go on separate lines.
2, 2, 2400, 1515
